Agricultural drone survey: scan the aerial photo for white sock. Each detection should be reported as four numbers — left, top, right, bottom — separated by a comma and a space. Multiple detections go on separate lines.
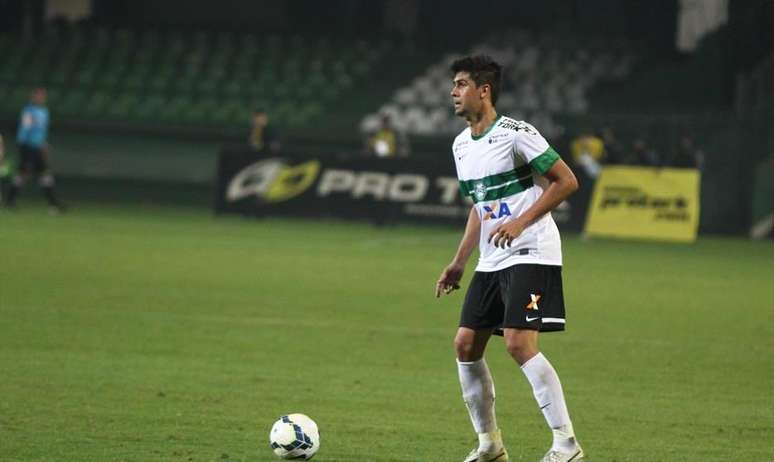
478, 429, 503, 453
520, 352, 578, 453
457, 359, 500, 451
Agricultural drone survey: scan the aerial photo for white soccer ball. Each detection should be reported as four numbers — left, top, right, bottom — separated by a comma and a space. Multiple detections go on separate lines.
269, 414, 320, 460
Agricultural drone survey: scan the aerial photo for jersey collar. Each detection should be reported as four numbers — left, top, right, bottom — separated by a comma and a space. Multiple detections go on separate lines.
470, 114, 501, 141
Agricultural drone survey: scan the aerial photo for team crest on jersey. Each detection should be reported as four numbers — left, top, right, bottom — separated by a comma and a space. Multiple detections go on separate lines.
483, 202, 512, 220
473, 182, 487, 202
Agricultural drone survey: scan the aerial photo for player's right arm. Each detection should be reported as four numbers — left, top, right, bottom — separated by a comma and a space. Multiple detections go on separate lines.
435, 205, 480, 297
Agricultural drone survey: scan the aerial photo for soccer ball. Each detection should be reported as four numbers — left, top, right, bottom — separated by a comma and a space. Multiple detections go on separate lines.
269, 414, 320, 460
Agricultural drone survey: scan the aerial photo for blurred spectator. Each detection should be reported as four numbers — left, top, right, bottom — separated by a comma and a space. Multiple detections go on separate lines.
599, 126, 625, 165
570, 130, 604, 178
365, 114, 410, 158
248, 108, 280, 153
630, 137, 661, 167
670, 133, 705, 170
3, 87, 65, 212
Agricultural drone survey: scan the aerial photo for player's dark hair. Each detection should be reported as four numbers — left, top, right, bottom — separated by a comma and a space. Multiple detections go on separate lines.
450, 55, 502, 106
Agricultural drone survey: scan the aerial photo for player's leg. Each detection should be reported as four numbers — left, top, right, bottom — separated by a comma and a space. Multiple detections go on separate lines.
455, 326, 492, 362
0, 173, 6, 205
0, 156, 9, 203
456, 327, 497, 432
4, 146, 31, 207
34, 149, 64, 211
503, 329, 582, 460
456, 328, 507, 461
3, 174, 24, 207
39, 172, 64, 211
500, 265, 583, 461
457, 272, 508, 461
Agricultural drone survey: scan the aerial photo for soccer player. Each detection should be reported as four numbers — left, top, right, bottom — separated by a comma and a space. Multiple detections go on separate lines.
435, 56, 584, 462
3, 87, 64, 212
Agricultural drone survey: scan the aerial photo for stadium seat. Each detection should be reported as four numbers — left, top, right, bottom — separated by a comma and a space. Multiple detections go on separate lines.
58, 90, 88, 117
0, 23, 393, 131
132, 94, 166, 121
83, 91, 110, 118
395, 88, 417, 106
361, 28, 638, 137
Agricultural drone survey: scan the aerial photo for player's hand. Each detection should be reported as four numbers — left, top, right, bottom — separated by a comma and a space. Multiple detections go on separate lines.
488, 219, 526, 249
435, 262, 464, 298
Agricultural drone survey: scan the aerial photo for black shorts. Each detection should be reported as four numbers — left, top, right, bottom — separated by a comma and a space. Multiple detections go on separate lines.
460, 264, 566, 334
18, 145, 48, 175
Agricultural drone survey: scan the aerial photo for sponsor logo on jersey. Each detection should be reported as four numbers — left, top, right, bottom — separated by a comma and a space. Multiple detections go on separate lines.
498, 120, 538, 136
482, 202, 512, 220
526, 293, 541, 310
227, 158, 321, 203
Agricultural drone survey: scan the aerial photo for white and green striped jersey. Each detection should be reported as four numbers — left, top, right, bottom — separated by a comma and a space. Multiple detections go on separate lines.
452, 115, 563, 271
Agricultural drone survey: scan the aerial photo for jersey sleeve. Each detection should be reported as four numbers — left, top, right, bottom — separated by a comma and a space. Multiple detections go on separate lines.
512, 122, 561, 175
452, 138, 467, 197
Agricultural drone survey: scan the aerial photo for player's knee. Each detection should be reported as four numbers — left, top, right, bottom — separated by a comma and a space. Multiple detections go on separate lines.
454, 336, 474, 361
454, 334, 484, 361
505, 338, 535, 364
39, 174, 54, 187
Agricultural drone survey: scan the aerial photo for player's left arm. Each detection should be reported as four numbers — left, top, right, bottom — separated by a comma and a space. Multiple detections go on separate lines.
489, 159, 578, 248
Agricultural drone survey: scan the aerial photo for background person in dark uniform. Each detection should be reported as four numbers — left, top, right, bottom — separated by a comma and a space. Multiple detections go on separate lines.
3, 87, 65, 212
670, 133, 705, 169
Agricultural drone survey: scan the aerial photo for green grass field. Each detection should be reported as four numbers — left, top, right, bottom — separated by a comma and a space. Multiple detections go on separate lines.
1, 204, 773, 461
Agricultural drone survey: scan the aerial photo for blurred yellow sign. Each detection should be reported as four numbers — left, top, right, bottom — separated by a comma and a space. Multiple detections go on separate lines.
585, 166, 701, 242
